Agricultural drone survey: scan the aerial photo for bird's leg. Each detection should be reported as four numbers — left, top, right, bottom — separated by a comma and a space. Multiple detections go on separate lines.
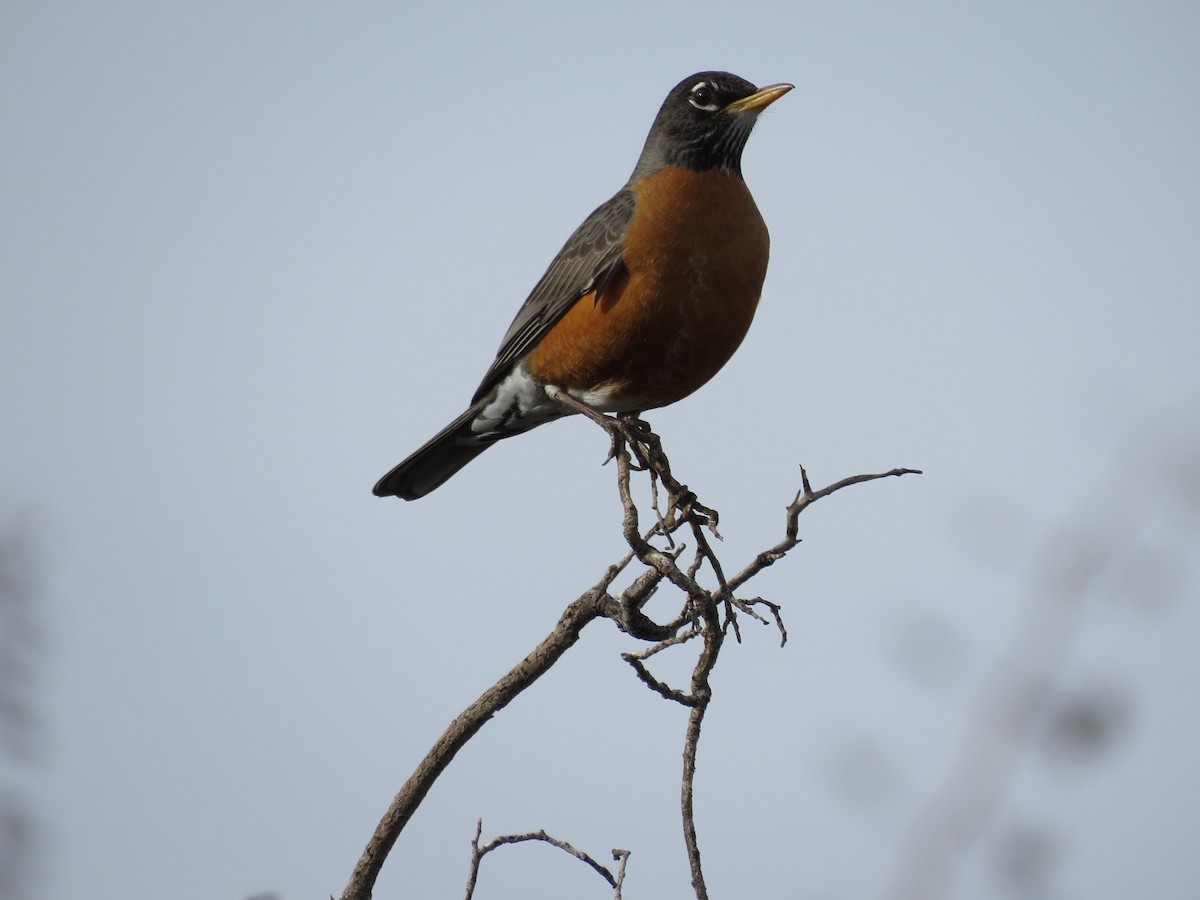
544, 386, 647, 469
545, 386, 719, 535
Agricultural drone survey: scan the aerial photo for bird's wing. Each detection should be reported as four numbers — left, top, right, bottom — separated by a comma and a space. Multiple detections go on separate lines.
472, 188, 636, 403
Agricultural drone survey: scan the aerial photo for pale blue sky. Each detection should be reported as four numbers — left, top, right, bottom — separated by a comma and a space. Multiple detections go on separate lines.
2, 2, 1199, 899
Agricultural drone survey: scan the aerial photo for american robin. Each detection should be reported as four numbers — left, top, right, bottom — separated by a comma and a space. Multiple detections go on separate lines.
374, 71, 792, 500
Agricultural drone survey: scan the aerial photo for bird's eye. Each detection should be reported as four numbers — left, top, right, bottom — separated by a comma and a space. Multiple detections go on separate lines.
688, 82, 719, 111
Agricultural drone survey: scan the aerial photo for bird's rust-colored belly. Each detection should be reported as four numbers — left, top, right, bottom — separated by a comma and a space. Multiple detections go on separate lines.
524, 165, 770, 411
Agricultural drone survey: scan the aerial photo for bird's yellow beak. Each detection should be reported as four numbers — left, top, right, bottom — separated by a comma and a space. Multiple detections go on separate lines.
724, 83, 794, 116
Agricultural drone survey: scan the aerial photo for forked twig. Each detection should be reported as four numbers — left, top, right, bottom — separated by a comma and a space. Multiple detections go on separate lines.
552, 400, 919, 899
464, 819, 625, 899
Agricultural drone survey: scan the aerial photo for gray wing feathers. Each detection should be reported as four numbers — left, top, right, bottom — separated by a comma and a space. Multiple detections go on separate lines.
472, 189, 635, 403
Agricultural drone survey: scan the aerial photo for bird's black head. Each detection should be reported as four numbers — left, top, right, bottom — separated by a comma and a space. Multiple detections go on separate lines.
630, 71, 793, 181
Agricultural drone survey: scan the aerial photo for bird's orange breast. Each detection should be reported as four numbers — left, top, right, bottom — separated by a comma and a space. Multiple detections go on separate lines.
524, 166, 770, 411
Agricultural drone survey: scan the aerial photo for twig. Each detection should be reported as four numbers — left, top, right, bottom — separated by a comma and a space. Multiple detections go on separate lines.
340, 589, 611, 900
726, 465, 923, 594
682, 593, 724, 900
464, 819, 621, 899
612, 848, 631, 899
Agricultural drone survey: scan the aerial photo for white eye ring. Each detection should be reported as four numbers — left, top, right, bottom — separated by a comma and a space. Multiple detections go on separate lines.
688, 81, 720, 111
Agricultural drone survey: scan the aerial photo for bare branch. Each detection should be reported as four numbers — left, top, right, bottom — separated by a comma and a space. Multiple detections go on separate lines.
571, 414, 918, 900
463, 819, 621, 899
340, 589, 611, 900
343, 393, 920, 899
726, 465, 923, 594
612, 848, 631, 899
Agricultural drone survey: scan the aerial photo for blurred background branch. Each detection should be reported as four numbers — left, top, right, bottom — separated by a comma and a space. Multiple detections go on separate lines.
880, 414, 1200, 900
0, 515, 43, 900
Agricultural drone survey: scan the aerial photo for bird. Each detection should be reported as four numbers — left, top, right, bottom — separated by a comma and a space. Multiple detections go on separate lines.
374, 71, 792, 500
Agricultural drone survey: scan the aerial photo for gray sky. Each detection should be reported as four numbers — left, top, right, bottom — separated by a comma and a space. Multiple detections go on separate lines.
3, 2, 1199, 898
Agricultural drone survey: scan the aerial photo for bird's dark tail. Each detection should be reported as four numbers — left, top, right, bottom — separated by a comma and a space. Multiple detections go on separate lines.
373, 402, 494, 500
